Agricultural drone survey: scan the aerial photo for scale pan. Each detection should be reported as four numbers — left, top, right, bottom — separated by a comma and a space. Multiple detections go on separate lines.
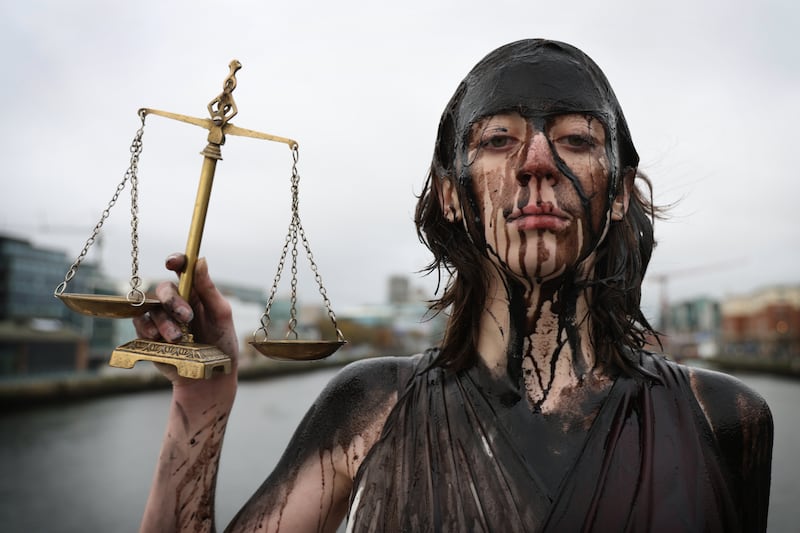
249, 340, 346, 361
57, 293, 161, 318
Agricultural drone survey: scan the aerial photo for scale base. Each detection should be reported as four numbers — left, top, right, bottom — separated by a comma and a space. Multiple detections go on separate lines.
110, 339, 232, 379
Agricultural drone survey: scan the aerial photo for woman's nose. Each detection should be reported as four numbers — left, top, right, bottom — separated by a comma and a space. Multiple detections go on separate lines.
517, 132, 558, 187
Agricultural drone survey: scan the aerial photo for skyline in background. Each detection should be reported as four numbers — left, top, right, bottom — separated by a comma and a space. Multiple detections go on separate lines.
1, 0, 798, 326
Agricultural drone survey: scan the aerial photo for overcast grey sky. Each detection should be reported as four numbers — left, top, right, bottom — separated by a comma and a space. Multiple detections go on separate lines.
1, 0, 797, 323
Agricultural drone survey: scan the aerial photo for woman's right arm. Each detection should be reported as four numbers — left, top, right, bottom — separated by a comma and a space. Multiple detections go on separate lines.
135, 254, 402, 533
134, 255, 240, 532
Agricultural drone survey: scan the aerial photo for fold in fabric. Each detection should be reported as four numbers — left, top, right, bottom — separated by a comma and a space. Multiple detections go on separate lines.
347, 350, 740, 532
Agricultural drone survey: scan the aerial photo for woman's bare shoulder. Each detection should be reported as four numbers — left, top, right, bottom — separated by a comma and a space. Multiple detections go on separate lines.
321, 354, 423, 406
687, 365, 773, 442
225, 355, 426, 532
296, 354, 424, 448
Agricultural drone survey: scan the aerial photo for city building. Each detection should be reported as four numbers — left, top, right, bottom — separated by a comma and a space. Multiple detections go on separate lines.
661, 296, 722, 359
388, 275, 411, 305
1, 236, 91, 374
330, 275, 445, 357
721, 284, 800, 362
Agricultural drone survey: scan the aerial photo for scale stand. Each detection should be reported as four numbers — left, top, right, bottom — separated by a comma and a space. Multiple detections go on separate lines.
55, 60, 346, 379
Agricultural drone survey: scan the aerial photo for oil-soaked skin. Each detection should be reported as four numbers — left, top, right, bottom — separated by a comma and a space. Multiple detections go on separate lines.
137, 40, 773, 533
463, 111, 614, 413
224, 358, 407, 532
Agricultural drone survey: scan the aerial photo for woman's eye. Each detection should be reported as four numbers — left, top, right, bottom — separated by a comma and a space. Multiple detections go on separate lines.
558, 134, 596, 150
481, 135, 512, 149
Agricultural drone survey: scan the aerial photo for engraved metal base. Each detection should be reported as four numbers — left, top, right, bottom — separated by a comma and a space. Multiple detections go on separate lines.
110, 339, 232, 379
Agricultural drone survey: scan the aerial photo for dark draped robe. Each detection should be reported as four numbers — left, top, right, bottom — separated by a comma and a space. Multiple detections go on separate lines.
347, 350, 743, 532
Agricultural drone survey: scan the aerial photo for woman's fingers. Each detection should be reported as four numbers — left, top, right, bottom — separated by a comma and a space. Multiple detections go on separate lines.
134, 254, 238, 359
128, 280, 191, 342
188, 258, 239, 356
192, 258, 230, 323
133, 310, 184, 342
148, 305, 185, 342
165, 253, 187, 275
154, 280, 193, 321
133, 312, 159, 339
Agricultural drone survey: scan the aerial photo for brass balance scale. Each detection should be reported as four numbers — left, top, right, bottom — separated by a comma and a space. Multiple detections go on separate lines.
53, 60, 346, 379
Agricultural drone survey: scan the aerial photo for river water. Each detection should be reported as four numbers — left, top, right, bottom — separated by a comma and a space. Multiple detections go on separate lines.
1, 366, 797, 532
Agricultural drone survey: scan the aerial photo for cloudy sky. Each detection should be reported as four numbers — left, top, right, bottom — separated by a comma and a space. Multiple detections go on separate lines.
1, 0, 797, 324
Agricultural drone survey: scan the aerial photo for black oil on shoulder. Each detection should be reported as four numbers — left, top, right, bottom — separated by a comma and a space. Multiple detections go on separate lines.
226, 357, 410, 531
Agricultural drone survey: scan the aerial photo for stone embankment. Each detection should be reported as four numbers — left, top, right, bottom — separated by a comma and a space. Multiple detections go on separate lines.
0, 357, 359, 411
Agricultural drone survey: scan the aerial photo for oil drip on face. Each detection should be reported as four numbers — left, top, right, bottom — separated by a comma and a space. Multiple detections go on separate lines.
466, 112, 610, 281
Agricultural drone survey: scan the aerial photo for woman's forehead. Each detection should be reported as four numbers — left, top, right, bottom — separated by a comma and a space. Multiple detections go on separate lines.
470, 112, 609, 136
456, 44, 618, 138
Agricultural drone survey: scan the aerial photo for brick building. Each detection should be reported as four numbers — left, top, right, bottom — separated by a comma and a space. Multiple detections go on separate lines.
720, 285, 800, 361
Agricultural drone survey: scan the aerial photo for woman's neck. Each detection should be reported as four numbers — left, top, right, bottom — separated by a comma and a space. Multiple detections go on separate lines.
477, 270, 607, 413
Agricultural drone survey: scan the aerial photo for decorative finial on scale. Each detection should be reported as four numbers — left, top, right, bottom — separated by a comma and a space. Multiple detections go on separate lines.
206, 60, 242, 146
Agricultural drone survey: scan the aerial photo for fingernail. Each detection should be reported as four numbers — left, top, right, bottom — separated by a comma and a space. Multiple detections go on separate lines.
176, 307, 194, 323
145, 322, 159, 338
166, 324, 183, 342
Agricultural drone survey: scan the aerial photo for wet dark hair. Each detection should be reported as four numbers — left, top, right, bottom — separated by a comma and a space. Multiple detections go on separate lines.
415, 39, 659, 375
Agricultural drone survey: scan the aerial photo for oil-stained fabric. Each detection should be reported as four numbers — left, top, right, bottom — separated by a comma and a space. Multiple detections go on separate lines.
346, 350, 741, 532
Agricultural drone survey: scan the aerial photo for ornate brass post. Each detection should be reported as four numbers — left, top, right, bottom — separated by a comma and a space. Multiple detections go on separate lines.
108, 61, 298, 379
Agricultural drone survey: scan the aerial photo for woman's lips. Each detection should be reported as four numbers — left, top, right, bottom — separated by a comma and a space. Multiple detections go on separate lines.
508, 204, 572, 232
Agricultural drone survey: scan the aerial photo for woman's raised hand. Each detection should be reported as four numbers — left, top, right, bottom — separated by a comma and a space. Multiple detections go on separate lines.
132, 253, 239, 396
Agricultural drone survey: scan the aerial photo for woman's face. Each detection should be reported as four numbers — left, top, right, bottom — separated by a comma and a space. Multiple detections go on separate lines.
465, 111, 611, 281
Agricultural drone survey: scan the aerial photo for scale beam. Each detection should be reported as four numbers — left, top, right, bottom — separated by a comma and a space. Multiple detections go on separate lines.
140, 108, 298, 148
